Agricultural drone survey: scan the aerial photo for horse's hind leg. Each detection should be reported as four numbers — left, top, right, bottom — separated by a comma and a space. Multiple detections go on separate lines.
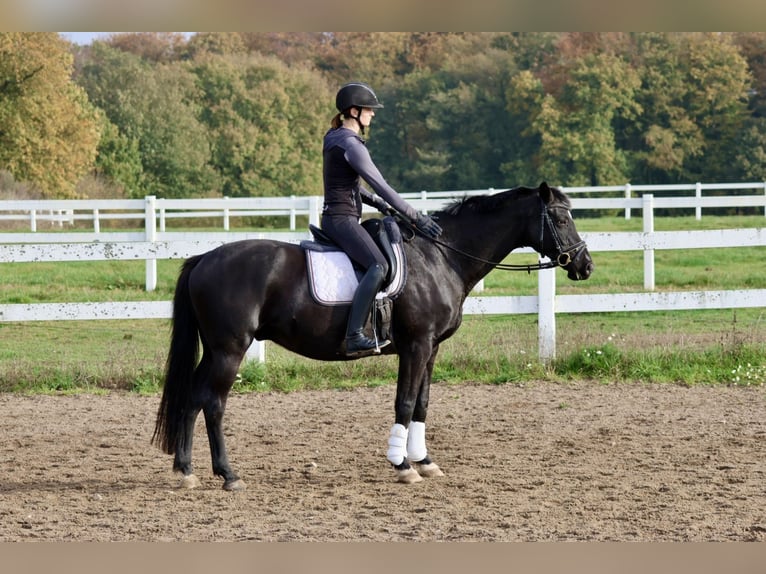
172, 356, 213, 489
201, 350, 246, 491
173, 406, 203, 489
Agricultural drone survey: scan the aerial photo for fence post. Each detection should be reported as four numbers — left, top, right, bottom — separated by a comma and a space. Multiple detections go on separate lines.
308, 196, 321, 228
643, 194, 655, 291
245, 339, 266, 363
695, 182, 702, 220
538, 261, 556, 363
30, 209, 37, 232
223, 196, 230, 231
93, 209, 100, 234
624, 183, 632, 220
289, 195, 296, 230
145, 195, 158, 292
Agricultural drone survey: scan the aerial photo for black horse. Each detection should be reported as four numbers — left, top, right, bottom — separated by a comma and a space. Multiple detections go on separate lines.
153, 182, 593, 489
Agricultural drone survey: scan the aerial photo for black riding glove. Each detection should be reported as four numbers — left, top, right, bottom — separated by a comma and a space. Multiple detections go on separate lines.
414, 212, 443, 239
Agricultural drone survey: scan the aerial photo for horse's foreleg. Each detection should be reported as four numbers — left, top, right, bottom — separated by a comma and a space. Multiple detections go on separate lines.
386, 423, 421, 483
408, 346, 444, 478
388, 342, 441, 483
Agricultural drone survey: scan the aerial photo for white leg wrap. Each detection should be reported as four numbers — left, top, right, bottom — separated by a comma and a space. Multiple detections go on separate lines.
407, 421, 427, 462
386, 423, 408, 465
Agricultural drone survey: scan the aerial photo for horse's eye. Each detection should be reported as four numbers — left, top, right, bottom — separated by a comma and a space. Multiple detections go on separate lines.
555, 211, 573, 227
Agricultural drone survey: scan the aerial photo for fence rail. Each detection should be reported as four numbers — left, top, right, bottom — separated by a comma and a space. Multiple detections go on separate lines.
1, 182, 765, 233
2, 186, 765, 363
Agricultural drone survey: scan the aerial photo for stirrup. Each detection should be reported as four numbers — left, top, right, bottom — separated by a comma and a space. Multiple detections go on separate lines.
345, 332, 390, 357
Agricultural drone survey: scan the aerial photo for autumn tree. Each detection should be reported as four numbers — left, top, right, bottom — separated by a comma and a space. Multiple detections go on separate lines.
732, 118, 766, 181
239, 32, 328, 65
728, 32, 766, 118
371, 34, 524, 191
93, 119, 144, 198
728, 33, 766, 180
56, 32, 766, 201
313, 32, 411, 89
76, 43, 219, 198
186, 32, 247, 58
532, 52, 642, 186
501, 33, 752, 187
104, 32, 189, 63
673, 34, 750, 181
191, 52, 331, 197
0, 32, 101, 198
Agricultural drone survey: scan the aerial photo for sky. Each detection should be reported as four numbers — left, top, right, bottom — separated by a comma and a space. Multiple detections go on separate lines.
59, 32, 193, 45
59, 32, 118, 44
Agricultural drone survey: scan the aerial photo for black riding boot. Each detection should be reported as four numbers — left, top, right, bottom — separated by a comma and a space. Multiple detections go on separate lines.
345, 264, 391, 357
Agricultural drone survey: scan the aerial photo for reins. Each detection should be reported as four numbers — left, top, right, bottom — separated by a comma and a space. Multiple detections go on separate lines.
431, 239, 561, 273
398, 200, 586, 274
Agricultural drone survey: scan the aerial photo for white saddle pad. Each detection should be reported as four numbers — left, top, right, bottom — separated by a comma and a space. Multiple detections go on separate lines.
305, 244, 406, 306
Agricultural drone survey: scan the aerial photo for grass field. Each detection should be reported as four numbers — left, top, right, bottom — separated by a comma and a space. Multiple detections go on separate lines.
1, 215, 765, 393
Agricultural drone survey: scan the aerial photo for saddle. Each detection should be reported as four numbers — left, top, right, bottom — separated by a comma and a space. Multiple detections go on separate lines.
300, 216, 407, 342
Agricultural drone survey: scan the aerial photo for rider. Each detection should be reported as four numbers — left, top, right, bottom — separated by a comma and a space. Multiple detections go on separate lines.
322, 82, 443, 357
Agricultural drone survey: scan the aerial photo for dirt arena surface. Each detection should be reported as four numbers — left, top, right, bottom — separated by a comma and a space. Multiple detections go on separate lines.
1, 381, 764, 542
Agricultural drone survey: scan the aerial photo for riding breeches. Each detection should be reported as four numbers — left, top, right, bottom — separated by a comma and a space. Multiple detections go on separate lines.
320, 214, 389, 276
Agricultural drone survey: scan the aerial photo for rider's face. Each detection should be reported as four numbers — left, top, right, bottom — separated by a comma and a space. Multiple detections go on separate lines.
357, 107, 375, 126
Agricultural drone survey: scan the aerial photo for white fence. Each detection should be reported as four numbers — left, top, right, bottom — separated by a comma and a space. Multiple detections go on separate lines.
2, 185, 766, 363
1, 181, 765, 233
564, 181, 766, 219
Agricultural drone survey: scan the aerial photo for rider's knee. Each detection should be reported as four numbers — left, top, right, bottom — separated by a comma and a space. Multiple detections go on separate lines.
370, 262, 388, 281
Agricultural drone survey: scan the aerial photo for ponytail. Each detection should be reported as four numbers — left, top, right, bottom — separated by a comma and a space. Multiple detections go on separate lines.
331, 113, 343, 129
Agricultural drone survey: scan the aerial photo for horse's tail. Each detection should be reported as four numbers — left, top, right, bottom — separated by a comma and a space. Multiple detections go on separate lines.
152, 254, 204, 454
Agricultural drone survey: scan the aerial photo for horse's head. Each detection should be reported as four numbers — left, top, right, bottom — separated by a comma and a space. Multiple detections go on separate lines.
536, 182, 594, 281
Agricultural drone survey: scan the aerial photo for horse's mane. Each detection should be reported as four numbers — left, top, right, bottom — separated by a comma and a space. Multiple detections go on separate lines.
440, 185, 570, 217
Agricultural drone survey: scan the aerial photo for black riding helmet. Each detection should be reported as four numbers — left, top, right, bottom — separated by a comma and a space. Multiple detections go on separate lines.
335, 82, 384, 113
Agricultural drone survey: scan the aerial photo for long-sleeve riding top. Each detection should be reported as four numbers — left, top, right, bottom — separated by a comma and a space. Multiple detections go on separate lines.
322, 127, 418, 221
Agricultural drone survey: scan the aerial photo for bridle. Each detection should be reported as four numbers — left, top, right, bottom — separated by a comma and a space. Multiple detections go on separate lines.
404, 199, 587, 273
537, 201, 588, 269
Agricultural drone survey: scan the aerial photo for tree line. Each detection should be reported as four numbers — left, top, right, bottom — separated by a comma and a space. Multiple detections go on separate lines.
1, 32, 765, 200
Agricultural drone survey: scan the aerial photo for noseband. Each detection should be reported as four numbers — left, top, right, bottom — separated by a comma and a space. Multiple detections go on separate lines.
409, 199, 586, 273
540, 202, 587, 269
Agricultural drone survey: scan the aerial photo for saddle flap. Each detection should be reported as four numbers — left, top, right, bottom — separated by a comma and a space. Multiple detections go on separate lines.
361, 217, 399, 285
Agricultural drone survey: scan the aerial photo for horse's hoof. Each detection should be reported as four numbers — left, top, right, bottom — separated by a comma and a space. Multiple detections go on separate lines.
223, 478, 246, 491
395, 467, 423, 484
414, 461, 445, 478
179, 474, 201, 489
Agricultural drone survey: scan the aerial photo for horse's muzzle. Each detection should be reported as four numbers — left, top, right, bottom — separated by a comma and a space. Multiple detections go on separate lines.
566, 249, 594, 281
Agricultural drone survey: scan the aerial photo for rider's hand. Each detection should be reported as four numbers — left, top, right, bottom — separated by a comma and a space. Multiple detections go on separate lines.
414, 212, 442, 239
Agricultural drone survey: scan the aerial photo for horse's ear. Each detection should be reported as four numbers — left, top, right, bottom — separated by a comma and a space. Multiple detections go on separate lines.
539, 181, 552, 204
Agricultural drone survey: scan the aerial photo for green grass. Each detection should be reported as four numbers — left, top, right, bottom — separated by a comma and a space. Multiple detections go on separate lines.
1, 308, 763, 394
1, 215, 765, 393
